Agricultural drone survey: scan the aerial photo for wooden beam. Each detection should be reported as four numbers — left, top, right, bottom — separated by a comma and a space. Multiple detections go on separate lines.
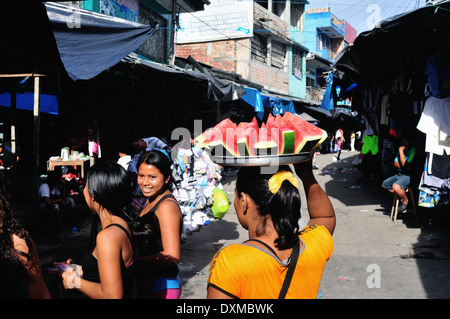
32, 76, 41, 210
0, 73, 46, 78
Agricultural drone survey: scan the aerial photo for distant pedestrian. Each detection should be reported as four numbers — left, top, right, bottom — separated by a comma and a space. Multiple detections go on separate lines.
336, 137, 343, 162
0, 174, 51, 299
350, 131, 356, 152
130, 150, 183, 299
207, 159, 335, 299
334, 128, 344, 152
58, 162, 135, 299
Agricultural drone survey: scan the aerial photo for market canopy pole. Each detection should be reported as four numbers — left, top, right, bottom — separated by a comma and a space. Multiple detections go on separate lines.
0, 73, 45, 206
33, 75, 44, 209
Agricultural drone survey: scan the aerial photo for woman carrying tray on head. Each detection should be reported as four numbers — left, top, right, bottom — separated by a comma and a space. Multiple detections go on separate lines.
131, 150, 183, 299
207, 158, 335, 299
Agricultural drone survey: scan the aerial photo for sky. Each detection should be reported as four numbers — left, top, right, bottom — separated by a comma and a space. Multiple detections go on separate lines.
305, 0, 425, 35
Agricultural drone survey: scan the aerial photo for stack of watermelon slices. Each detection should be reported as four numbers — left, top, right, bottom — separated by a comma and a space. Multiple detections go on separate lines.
194, 112, 327, 157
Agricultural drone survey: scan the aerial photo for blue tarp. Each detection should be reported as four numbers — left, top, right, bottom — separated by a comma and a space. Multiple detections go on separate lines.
0, 92, 58, 115
241, 87, 264, 119
320, 72, 335, 112
45, 3, 158, 81
241, 87, 295, 120
269, 98, 295, 116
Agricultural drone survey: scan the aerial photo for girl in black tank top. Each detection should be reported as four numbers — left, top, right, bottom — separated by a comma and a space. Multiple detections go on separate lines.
82, 224, 135, 298
131, 150, 183, 299
58, 162, 135, 299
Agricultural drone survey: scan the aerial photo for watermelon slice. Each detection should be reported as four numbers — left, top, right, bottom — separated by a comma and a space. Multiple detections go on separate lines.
194, 118, 236, 147
207, 126, 242, 157
236, 126, 258, 156
266, 115, 295, 154
280, 112, 327, 153
254, 123, 277, 156
236, 117, 259, 156
194, 127, 214, 148
198, 113, 326, 158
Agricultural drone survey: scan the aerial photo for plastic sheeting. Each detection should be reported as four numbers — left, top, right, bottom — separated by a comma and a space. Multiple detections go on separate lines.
241, 87, 264, 120
334, 1, 450, 83
241, 87, 295, 120
0, 92, 58, 115
45, 2, 158, 81
320, 73, 334, 112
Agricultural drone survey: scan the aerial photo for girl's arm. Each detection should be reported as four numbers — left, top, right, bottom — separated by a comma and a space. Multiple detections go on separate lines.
62, 229, 124, 299
134, 201, 182, 275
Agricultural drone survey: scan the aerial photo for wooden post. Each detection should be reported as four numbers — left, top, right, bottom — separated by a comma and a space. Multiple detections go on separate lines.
169, 0, 177, 65
10, 87, 17, 196
32, 76, 41, 209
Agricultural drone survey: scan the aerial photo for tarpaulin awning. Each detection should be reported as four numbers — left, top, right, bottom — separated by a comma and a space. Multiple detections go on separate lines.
240, 87, 296, 120
269, 97, 295, 116
0, 2, 158, 81
186, 56, 244, 101
334, 1, 450, 83
121, 54, 244, 102
241, 87, 264, 111
45, 2, 158, 81
0, 92, 58, 115
320, 72, 335, 112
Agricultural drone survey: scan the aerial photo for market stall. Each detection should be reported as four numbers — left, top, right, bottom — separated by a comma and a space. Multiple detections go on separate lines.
171, 147, 228, 241
333, 1, 450, 221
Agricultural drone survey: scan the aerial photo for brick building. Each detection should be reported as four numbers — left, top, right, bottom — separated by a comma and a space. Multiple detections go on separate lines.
176, 0, 309, 99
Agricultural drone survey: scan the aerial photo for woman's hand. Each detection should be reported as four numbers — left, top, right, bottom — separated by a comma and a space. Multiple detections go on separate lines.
60, 264, 83, 290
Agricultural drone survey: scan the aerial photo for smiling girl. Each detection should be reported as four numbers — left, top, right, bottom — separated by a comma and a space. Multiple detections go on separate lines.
131, 150, 183, 298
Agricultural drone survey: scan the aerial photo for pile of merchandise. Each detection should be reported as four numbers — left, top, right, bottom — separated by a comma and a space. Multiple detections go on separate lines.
171, 147, 229, 241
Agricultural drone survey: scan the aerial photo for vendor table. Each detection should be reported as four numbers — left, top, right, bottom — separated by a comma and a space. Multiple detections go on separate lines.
47, 159, 90, 179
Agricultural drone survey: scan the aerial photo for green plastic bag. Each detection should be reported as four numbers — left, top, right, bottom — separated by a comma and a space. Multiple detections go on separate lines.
211, 187, 229, 219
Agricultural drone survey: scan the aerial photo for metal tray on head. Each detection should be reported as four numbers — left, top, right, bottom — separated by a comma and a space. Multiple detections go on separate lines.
210, 152, 312, 167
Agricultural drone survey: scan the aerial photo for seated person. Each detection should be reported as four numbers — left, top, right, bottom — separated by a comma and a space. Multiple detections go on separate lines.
38, 168, 79, 232
381, 136, 416, 213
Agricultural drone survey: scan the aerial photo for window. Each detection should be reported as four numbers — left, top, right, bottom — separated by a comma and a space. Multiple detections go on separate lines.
271, 40, 286, 69
255, 0, 267, 10
291, 4, 304, 30
251, 33, 267, 64
292, 46, 303, 79
317, 32, 323, 50
273, 0, 286, 18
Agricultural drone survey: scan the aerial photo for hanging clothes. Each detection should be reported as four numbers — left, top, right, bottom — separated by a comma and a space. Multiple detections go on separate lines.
416, 96, 450, 156
88, 119, 101, 159
361, 135, 379, 155
418, 153, 450, 208
380, 95, 390, 126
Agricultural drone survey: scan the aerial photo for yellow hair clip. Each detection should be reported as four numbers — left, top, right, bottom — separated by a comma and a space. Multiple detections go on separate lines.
268, 171, 299, 195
